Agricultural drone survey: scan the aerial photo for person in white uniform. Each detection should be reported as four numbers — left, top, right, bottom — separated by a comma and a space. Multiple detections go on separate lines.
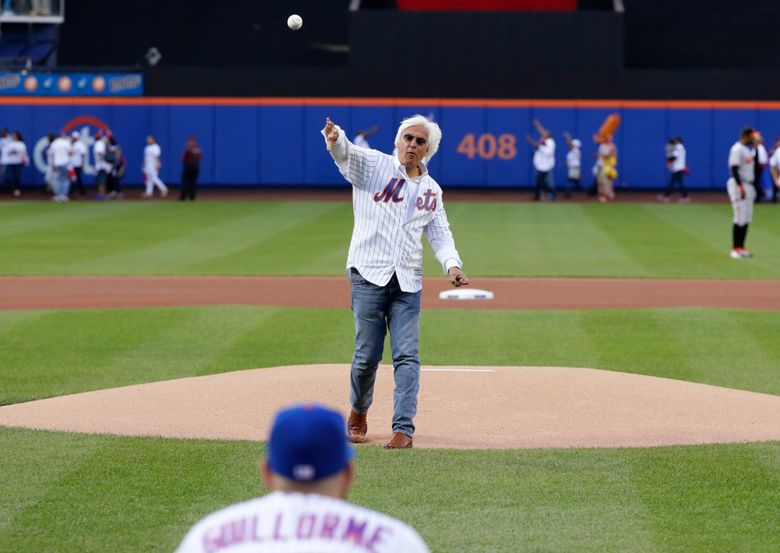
767, 137, 780, 203
563, 131, 582, 198
727, 126, 757, 259
47, 132, 73, 202
142, 134, 168, 198
1, 130, 28, 197
322, 114, 469, 449
69, 131, 88, 197
753, 132, 768, 202
93, 130, 110, 199
352, 124, 380, 149
658, 136, 689, 203
0, 128, 10, 182
527, 118, 556, 201
175, 403, 430, 553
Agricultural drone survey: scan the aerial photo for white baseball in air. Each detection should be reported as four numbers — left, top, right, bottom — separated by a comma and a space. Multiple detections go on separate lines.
287, 14, 303, 31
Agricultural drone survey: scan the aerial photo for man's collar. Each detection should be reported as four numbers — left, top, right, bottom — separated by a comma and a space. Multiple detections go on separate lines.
397, 161, 428, 178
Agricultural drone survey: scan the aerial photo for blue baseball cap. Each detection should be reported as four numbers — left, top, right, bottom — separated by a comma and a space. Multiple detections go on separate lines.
267, 404, 355, 482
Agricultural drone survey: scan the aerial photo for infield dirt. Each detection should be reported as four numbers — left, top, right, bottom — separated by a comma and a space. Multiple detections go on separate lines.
1, 364, 779, 449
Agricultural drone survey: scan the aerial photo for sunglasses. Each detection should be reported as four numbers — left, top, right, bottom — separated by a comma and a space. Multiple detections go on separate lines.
403, 134, 427, 146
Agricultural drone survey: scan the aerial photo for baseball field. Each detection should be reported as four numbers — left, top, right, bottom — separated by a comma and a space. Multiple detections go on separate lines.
1, 197, 779, 552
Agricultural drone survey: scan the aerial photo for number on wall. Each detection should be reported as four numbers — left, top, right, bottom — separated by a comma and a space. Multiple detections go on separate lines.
457, 133, 517, 160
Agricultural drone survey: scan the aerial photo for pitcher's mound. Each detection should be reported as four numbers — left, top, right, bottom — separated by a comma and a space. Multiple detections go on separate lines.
1, 365, 779, 449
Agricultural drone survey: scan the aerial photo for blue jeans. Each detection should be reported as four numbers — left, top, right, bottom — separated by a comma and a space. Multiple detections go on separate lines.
534, 170, 556, 200
349, 268, 421, 437
53, 166, 70, 197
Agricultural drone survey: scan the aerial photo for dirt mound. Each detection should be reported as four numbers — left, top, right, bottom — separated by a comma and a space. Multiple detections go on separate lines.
1, 364, 778, 449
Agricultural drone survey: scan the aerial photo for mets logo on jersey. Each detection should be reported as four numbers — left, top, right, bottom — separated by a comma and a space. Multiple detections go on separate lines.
374, 178, 405, 203
416, 189, 437, 212
373, 178, 437, 212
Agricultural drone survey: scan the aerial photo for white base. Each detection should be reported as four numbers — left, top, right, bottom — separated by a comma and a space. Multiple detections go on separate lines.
438, 288, 494, 300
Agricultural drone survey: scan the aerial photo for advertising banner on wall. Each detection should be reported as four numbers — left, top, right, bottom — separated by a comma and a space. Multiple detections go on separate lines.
0, 73, 143, 96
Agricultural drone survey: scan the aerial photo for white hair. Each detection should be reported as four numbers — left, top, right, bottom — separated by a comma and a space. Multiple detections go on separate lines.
393, 114, 442, 164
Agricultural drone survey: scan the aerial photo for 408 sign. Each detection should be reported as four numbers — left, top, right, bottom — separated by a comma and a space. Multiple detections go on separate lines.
456, 133, 517, 160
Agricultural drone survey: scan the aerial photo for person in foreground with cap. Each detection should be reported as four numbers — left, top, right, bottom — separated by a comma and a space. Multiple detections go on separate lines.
174, 403, 430, 553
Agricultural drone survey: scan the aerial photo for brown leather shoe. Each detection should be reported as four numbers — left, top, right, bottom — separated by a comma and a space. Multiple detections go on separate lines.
384, 432, 413, 449
347, 410, 368, 443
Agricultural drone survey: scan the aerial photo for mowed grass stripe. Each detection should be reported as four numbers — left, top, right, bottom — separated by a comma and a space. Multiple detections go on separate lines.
2, 306, 779, 405
440, 203, 646, 277
63, 202, 346, 275
0, 427, 105, 536
1, 429, 777, 553
575, 308, 780, 393
201, 308, 353, 374
646, 309, 780, 394
0, 202, 251, 274
0, 306, 286, 405
1, 201, 780, 278
368, 449, 658, 553
192, 203, 353, 275
585, 204, 721, 278
0, 428, 261, 553
644, 203, 780, 276
626, 444, 780, 552
0, 201, 146, 239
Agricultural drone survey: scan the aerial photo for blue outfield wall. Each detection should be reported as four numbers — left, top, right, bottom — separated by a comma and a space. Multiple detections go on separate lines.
1, 99, 777, 191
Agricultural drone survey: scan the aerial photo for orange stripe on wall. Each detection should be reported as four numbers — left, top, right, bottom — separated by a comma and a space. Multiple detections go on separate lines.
1, 97, 780, 109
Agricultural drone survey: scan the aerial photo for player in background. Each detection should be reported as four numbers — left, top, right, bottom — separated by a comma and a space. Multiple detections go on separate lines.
0, 128, 10, 184
562, 131, 582, 199
47, 131, 73, 202
727, 127, 757, 259
93, 129, 109, 200
527, 118, 556, 201
658, 136, 689, 203
68, 131, 88, 197
767, 137, 780, 203
142, 135, 168, 198
353, 124, 380, 149
2, 131, 29, 197
180, 136, 202, 201
753, 131, 768, 202
175, 403, 430, 553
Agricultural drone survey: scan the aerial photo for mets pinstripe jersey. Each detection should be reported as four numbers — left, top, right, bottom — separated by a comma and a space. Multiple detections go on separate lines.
175, 491, 430, 553
323, 125, 462, 293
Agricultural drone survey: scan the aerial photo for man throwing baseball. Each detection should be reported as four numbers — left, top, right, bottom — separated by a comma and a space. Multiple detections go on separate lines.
322, 115, 468, 449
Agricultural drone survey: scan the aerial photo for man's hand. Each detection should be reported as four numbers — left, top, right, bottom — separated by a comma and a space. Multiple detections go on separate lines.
448, 267, 469, 288
322, 117, 339, 151
738, 183, 746, 199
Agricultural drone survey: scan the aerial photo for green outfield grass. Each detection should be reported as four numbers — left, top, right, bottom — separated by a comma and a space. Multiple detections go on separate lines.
1, 305, 779, 552
0, 429, 777, 553
1, 306, 780, 405
1, 199, 778, 552
0, 200, 779, 278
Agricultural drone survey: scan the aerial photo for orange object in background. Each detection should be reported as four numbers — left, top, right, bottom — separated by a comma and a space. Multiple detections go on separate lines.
595, 113, 621, 143
396, 0, 578, 11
